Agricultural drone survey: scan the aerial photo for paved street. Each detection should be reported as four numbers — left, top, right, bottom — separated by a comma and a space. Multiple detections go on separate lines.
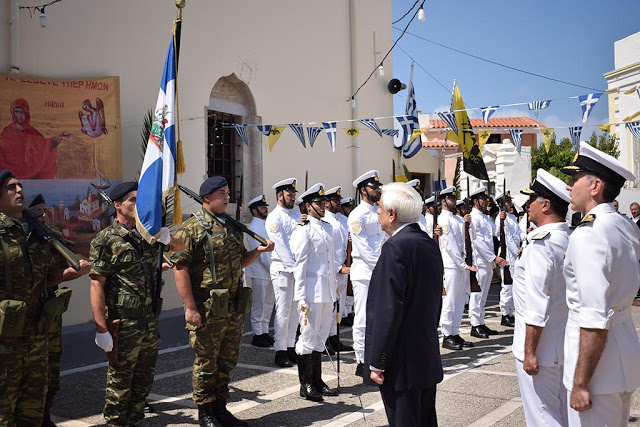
51, 285, 640, 426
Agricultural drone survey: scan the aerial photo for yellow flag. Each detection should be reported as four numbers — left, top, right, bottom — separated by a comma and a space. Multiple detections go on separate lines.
598, 124, 611, 133
477, 129, 492, 151
540, 128, 554, 153
268, 126, 286, 152
395, 175, 409, 182
624, 85, 638, 95
408, 129, 425, 145
344, 128, 360, 137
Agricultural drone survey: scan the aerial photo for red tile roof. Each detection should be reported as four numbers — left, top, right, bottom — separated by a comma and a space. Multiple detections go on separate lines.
428, 116, 545, 129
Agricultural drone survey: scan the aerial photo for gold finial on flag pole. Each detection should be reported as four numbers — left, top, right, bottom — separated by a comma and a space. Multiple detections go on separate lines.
176, 0, 185, 19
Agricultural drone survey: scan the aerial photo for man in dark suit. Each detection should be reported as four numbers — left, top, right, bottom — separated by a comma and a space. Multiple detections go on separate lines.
630, 202, 640, 229
364, 182, 444, 426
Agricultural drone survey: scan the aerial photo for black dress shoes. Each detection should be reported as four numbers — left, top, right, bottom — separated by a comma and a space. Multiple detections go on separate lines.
442, 335, 463, 350
471, 325, 489, 339
453, 335, 474, 347
251, 334, 271, 348
482, 324, 498, 335
501, 315, 515, 327
275, 350, 294, 368
261, 333, 275, 345
341, 313, 354, 327
355, 362, 364, 377
287, 347, 298, 364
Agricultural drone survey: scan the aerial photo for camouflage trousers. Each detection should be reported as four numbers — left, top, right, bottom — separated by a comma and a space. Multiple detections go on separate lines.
103, 317, 159, 427
45, 316, 63, 409
189, 311, 244, 405
0, 331, 49, 427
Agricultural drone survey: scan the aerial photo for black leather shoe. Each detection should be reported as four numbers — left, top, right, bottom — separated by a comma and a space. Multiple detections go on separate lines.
212, 398, 248, 427
501, 315, 515, 327
299, 383, 324, 401
328, 335, 353, 352
509, 315, 515, 324
275, 350, 294, 368
453, 335, 474, 348
481, 324, 498, 335
311, 351, 338, 396
251, 334, 270, 348
298, 354, 323, 402
287, 347, 298, 364
261, 333, 275, 345
341, 313, 354, 327
198, 403, 221, 427
442, 335, 463, 350
355, 362, 364, 377
470, 326, 489, 339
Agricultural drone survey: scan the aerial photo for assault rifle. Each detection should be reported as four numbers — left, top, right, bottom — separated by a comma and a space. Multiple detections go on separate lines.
465, 178, 481, 292
177, 184, 269, 246
498, 179, 513, 285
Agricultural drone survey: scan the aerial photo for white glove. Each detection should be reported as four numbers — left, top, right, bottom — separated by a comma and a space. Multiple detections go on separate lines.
297, 299, 309, 312
157, 227, 171, 245
95, 331, 114, 352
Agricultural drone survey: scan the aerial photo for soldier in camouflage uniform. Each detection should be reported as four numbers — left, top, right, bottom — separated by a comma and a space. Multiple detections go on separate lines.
172, 176, 274, 427
0, 170, 90, 427
89, 181, 180, 427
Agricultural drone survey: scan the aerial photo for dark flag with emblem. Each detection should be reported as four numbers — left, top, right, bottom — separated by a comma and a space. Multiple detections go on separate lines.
447, 83, 489, 181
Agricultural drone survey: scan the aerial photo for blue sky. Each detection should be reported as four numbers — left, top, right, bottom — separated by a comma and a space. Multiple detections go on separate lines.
390, 0, 640, 141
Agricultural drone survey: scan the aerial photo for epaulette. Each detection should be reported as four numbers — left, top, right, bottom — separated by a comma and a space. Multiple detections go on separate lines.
573, 214, 596, 229
532, 230, 550, 240
298, 220, 309, 226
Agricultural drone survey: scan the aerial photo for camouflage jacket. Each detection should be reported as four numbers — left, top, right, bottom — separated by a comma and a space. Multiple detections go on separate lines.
89, 220, 158, 309
0, 212, 55, 306
171, 208, 245, 304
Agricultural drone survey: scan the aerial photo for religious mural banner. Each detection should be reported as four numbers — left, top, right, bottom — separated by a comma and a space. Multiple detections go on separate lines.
0, 73, 122, 256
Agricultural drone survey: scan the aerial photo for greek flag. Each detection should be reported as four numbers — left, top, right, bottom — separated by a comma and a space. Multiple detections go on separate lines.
257, 125, 272, 136
578, 93, 602, 123
437, 111, 459, 135
481, 106, 499, 125
509, 129, 523, 154
569, 126, 582, 151
322, 121, 337, 152
136, 37, 177, 242
359, 118, 383, 137
289, 123, 306, 148
232, 124, 249, 145
381, 128, 399, 137
626, 121, 640, 140
306, 126, 323, 147
399, 63, 422, 159
528, 100, 551, 118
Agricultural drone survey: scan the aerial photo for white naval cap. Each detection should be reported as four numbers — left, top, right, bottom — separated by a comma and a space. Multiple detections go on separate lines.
424, 195, 435, 205
324, 186, 342, 198
560, 141, 635, 189
469, 186, 489, 199
299, 183, 327, 204
406, 179, 421, 190
439, 185, 457, 197
272, 178, 298, 192
456, 199, 465, 206
248, 195, 268, 209
352, 170, 382, 188
340, 196, 354, 205
521, 168, 570, 204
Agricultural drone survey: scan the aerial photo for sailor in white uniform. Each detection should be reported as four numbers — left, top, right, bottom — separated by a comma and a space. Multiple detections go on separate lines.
347, 170, 384, 376
265, 178, 301, 368
560, 142, 640, 426
494, 191, 521, 327
245, 195, 275, 348
512, 169, 571, 427
338, 196, 355, 321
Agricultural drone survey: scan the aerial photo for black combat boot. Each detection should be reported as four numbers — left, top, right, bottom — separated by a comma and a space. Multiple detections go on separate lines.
286, 347, 298, 364
297, 354, 323, 402
198, 403, 220, 427
275, 350, 293, 368
328, 335, 353, 352
212, 398, 248, 427
312, 351, 338, 396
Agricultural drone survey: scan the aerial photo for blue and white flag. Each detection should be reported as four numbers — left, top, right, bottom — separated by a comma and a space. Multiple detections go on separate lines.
322, 121, 337, 152
509, 129, 523, 154
289, 123, 306, 148
358, 118, 383, 137
136, 37, 177, 242
481, 106, 499, 125
433, 179, 447, 191
569, 126, 582, 151
626, 121, 640, 140
437, 111, 459, 135
399, 63, 422, 159
381, 128, 399, 137
306, 126, 323, 148
396, 115, 419, 148
528, 100, 551, 118
232, 124, 249, 145
257, 125, 272, 136
578, 93, 602, 123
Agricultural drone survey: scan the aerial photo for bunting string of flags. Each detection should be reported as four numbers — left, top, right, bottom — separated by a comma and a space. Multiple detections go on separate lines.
306, 126, 323, 147
288, 123, 306, 148
232, 124, 249, 145
528, 100, 551, 118
257, 125, 271, 136
322, 121, 337, 152
626, 121, 640, 140
436, 111, 459, 135
541, 128, 555, 153
359, 118, 383, 136
578, 93, 602, 123
481, 106, 499, 125
569, 126, 583, 151
509, 129, 523, 154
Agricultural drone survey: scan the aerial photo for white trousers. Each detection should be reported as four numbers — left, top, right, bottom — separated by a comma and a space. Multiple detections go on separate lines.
516, 359, 567, 427
567, 389, 632, 426
352, 279, 369, 363
469, 264, 493, 327
271, 271, 298, 351
249, 277, 274, 335
440, 267, 467, 337
499, 266, 514, 316
295, 302, 333, 355
330, 274, 349, 335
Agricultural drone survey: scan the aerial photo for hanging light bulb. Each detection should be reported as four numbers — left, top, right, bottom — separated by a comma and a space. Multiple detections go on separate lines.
378, 64, 385, 77
351, 97, 357, 108
39, 8, 46, 28
418, 6, 426, 22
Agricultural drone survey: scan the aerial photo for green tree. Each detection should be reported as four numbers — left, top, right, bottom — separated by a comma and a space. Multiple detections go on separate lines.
531, 132, 619, 183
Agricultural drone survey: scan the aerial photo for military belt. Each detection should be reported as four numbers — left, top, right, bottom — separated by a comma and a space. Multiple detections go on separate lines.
108, 305, 154, 320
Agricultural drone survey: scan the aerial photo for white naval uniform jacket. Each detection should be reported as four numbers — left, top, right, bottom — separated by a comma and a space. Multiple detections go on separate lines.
470, 208, 496, 268
290, 217, 338, 303
265, 205, 300, 274
324, 211, 348, 266
347, 202, 384, 281
418, 213, 435, 238
512, 222, 570, 366
438, 210, 467, 270
563, 203, 640, 394
244, 217, 271, 280
494, 212, 521, 264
